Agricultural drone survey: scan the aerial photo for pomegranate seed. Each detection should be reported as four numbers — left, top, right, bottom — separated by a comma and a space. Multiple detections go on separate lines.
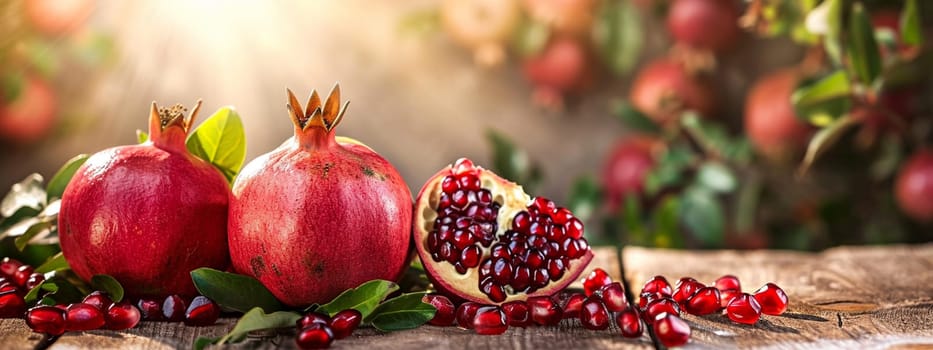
83, 291, 113, 311
137, 299, 163, 321
184, 296, 220, 326
565, 218, 584, 239
423, 294, 455, 326
720, 289, 741, 308
12, 265, 33, 287
473, 306, 508, 335
579, 297, 610, 330
653, 312, 691, 347
639, 292, 663, 309
616, 307, 643, 338
582, 268, 613, 296
441, 175, 459, 193
642, 275, 673, 296
295, 323, 334, 349
754, 283, 789, 315
65, 303, 106, 331
527, 296, 562, 326
560, 293, 586, 319
672, 278, 704, 306
25, 273, 44, 290
458, 173, 481, 191
329, 309, 362, 339
501, 301, 531, 327
162, 295, 187, 322
685, 286, 721, 315
0, 258, 23, 278
596, 282, 627, 312
0, 290, 26, 318
714, 275, 741, 292
298, 312, 331, 328
643, 297, 681, 321
0, 283, 17, 294
726, 293, 762, 325
105, 302, 141, 330
512, 212, 531, 231
455, 302, 482, 329
26, 306, 66, 335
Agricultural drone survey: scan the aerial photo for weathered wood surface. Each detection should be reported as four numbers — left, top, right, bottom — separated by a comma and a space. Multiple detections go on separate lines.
1, 245, 931, 349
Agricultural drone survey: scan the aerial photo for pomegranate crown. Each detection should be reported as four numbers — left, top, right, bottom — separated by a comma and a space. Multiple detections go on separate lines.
147, 100, 202, 150
286, 84, 350, 132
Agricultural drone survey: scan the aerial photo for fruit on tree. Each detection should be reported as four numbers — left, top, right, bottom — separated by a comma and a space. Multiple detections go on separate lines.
667, 0, 741, 52
0, 75, 58, 145
441, 0, 521, 66
602, 136, 659, 212
522, 0, 599, 36
895, 149, 933, 222
522, 37, 592, 109
744, 69, 812, 158
629, 58, 715, 124
23, 0, 93, 36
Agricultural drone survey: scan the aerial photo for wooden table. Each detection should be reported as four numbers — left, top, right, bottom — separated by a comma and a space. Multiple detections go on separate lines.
2, 244, 931, 349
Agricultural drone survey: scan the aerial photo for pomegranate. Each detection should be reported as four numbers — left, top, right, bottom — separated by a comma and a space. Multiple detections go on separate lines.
162, 295, 186, 322
629, 58, 715, 124
26, 306, 66, 335
667, 0, 741, 52
522, 0, 599, 36
82, 291, 112, 311
527, 296, 562, 325
559, 293, 585, 318
642, 275, 673, 296
456, 302, 482, 329
744, 69, 813, 158
413, 158, 593, 304
602, 137, 659, 212
501, 300, 531, 326
441, 0, 521, 66
23, 0, 93, 35
685, 286, 721, 315
137, 299, 163, 321
298, 312, 331, 329
65, 303, 106, 331
184, 296, 220, 326
0, 75, 58, 145
228, 86, 412, 307
596, 282, 627, 312
672, 277, 703, 305
895, 150, 933, 222
0, 291, 26, 318
579, 297, 610, 330
522, 37, 593, 109
616, 307, 643, 338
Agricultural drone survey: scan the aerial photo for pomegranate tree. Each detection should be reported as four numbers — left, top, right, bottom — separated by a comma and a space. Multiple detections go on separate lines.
59, 101, 231, 298
522, 0, 599, 37
629, 58, 715, 124
895, 149, 933, 222
228, 86, 412, 307
522, 37, 592, 108
744, 69, 812, 158
441, 0, 521, 66
413, 158, 593, 304
666, 0, 741, 52
0, 75, 58, 145
601, 136, 658, 212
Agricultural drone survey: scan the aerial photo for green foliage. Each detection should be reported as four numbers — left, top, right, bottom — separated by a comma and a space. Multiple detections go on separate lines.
594, 0, 644, 76
191, 268, 284, 313
186, 107, 247, 184
487, 129, 542, 192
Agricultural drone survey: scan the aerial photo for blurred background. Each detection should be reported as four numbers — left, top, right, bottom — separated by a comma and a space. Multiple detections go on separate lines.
1, 0, 931, 251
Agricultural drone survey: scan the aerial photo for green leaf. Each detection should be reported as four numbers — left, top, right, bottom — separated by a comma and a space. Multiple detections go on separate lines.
186, 107, 247, 184
136, 130, 149, 143
91, 275, 125, 302
594, 0, 643, 75
207, 307, 302, 349
34, 252, 69, 273
1, 174, 46, 218
900, 0, 922, 46
0, 207, 40, 232
486, 129, 542, 192
46, 154, 89, 202
613, 101, 660, 134
192, 337, 218, 350
318, 280, 399, 318
870, 134, 903, 181
367, 292, 435, 331
696, 162, 736, 193
567, 176, 601, 224
511, 17, 550, 58
847, 3, 882, 86
190, 268, 283, 313
644, 143, 694, 195
680, 113, 748, 160
809, 0, 844, 66
798, 115, 858, 175
651, 196, 684, 248
679, 187, 724, 247
792, 72, 852, 125
24, 271, 86, 305
14, 220, 53, 251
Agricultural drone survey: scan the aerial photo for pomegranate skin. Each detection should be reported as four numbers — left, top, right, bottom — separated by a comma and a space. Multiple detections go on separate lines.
895, 149, 933, 222
744, 69, 812, 158
629, 58, 715, 124
601, 137, 658, 212
228, 87, 412, 307
59, 102, 230, 298
667, 0, 740, 52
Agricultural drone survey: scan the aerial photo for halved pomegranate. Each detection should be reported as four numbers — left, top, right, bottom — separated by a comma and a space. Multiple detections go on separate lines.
414, 158, 594, 304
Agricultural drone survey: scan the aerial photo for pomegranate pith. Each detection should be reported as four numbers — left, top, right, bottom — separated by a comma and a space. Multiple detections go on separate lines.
414, 158, 593, 304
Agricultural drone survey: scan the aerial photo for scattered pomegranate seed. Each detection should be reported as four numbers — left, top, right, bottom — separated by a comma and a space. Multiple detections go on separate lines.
527, 296, 562, 326
0, 290, 26, 318
672, 277, 704, 306
753, 283, 788, 315
579, 297, 610, 331
653, 312, 691, 347
582, 268, 613, 296
596, 282, 627, 312
296, 323, 334, 349
26, 305, 66, 335
329, 309, 362, 339
501, 301, 531, 327
642, 275, 673, 297
0, 280, 17, 294
616, 307, 643, 338
643, 297, 681, 321
137, 299, 164, 321
25, 273, 44, 290
298, 312, 331, 329
184, 296, 220, 327
422, 294, 455, 326
726, 293, 762, 325
473, 306, 508, 335
719, 289, 741, 308
685, 286, 721, 315
560, 293, 586, 319
12, 265, 33, 287
105, 302, 141, 330
162, 295, 186, 322
0, 258, 23, 278
714, 275, 741, 292
638, 292, 663, 309
455, 302, 482, 329
65, 303, 106, 331
83, 291, 113, 311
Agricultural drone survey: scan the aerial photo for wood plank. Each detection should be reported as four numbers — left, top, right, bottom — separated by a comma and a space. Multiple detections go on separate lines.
623, 243, 933, 349
0, 319, 46, 350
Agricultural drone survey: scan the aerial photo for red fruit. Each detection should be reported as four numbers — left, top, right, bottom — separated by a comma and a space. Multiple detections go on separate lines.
642, 275, 673, 297
0, 282, 17, 294
423, 294, 456, 326
720, 289, 741, 308
629, 58, 715, 124
667, 0, 740, 51
456, 302, 482, 329
672, 277, 704, 306
298, 312, 331, 329
83, 291, 113, 311
12, 265, 34, 287
329, 309, 362, 339
162, 295, 186, 322
0, 258, 23, 278
23, 0, 93, 35
579, 297, 610, 331
714, 275, 741, 292
25, 273, 44, 290
184, 296, 220, 327
440, 0, 520, 66
229, 87, 411, 307
26, 306, 66, 335
602, 137, 658, 212
685, 286, 721, 315
638, 292, 663, 309
105, 302, 141, 330
527, 296, 562, 326
523, 0, 599, 36
296, 323, 334, 349
0, 75, 58, 144
523, 37, 592, 108
726, 293, 762, 325
559, 293, 586, 319
137, 299, 163, 321
596, 282, 627, 312
413, 158, 593, 305
653, 312, 691, 347
644, 298, 681, 321
65, 303, 106, 331
854, 87, 920, 135
473, 306, 508, 335
895, 150, 933, 222
501, 301, 531, 327
616, 307, 643, 338
744, 69, 812, 158
582, 268, 613, 297
59, 101, 230, 298
753, 283, 788, 315
0, 291, 26, 318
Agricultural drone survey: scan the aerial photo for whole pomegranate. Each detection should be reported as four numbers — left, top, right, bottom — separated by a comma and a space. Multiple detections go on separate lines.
413, 158, 593, 304
522, 37, 592, 108
522, 0, 599, 37
667, 0, 741, 52
24, 0, 93, 36
59, 101, 231, 298
0, 75, 58, 145
895, 149, 933, 222
441, 0, 521, 66
228, 86, 412, 307
744, 69, 812, 158
601, 137, 658, 213
629, 58, 715, 124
